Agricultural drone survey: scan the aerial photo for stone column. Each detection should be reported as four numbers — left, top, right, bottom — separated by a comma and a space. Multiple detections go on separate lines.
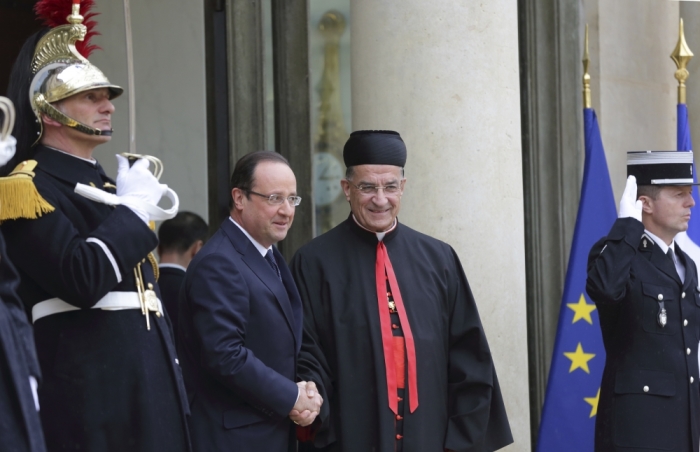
351, 1, 529, 449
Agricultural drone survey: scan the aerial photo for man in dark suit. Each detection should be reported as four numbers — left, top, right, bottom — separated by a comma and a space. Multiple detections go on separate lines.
587, 150, 700, 452
178, 151, 322, 451
157, 211, 208, 337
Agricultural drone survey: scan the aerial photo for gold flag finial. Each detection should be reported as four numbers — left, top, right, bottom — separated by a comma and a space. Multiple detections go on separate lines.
583, 24, 591, 109
671, 18, 694, 105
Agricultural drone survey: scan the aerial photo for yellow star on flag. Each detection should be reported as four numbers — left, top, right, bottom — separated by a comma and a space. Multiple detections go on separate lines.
584, 388, 600, 418
563, 342, 595, 374
567, 294, 596, 324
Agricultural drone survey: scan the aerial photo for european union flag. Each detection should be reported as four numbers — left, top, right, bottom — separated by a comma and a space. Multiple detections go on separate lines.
673, 103, 700, 263
536, 108, 616, 451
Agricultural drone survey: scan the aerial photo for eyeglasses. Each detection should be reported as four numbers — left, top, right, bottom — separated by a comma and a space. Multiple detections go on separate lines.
248, 190, 302, 206
349, 182, 402, 196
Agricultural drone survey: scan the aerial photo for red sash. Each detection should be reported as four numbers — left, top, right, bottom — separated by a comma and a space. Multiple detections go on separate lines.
375, 241, 418, 413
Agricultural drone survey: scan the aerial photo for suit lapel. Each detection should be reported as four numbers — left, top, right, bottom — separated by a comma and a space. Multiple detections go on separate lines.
640, 238, 682, 285
221, 220, 298, 345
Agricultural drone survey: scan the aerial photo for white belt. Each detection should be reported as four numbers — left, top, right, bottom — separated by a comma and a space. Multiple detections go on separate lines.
32, 291, 162, 323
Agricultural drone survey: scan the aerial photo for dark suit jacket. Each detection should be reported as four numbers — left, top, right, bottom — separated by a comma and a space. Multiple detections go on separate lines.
587, 218, 700, 452
178, 219, 303, 452
159, 265, 186, 339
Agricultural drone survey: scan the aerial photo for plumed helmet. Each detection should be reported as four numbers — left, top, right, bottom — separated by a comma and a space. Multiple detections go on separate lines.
29, 0, 122, 141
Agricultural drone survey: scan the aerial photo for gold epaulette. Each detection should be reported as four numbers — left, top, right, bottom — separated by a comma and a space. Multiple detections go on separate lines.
0, 160, 55, 222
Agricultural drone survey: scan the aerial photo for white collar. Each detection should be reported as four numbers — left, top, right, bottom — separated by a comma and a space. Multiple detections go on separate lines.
45, 146, 97, 165
158, 263, 186, 272
351, 215, 397, 241
229, 217, 271, 257
644, 229, 675, 255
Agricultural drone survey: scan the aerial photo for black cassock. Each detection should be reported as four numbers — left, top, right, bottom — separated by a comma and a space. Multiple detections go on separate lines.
0, 232, 46, 452
290, 217, 512, 452
1, 146, 191, 451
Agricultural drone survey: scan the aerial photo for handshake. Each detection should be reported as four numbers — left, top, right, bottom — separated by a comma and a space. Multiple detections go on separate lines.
289, 381, 323, 427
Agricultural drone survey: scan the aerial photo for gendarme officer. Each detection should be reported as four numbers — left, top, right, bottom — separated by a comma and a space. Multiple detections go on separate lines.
587, 150, 700, 451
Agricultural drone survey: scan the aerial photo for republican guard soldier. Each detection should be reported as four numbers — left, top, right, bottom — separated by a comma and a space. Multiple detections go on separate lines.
1, 1, 191, 450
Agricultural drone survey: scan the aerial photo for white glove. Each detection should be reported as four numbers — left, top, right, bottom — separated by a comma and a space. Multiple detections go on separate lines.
618, 175, 643, 221
115, 154, 167, 223
0, 134, 16, 167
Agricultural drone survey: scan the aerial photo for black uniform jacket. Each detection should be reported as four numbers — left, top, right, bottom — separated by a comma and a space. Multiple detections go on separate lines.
0, 232, 46, 452
178, 219, 303, 452
1, 146, 191, 452
290, 217, 513, 452
587, 217, 700, 452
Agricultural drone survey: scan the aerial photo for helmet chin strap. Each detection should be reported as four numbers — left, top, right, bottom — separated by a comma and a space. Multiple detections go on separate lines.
34, 94, 113, 141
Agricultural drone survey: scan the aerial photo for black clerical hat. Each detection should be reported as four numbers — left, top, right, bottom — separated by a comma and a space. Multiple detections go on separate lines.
627, 150, 698, 185
343, 130, 407, 167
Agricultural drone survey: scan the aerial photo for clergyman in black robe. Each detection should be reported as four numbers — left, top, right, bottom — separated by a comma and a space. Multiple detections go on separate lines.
290, 130, 513, 452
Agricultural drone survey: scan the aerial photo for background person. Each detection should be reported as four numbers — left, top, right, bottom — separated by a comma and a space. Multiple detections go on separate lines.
0, 97, 46, 452
157, 211, 208, 335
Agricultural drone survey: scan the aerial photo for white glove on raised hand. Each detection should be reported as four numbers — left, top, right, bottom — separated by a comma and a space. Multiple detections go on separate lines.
115, 154, 167, 223
618, 175, 643, 222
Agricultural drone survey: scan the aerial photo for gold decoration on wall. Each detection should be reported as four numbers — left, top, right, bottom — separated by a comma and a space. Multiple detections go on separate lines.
314, 10, 349, 234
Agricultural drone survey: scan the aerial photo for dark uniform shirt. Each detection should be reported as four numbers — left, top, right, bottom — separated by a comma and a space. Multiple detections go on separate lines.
1, 146, 191, 451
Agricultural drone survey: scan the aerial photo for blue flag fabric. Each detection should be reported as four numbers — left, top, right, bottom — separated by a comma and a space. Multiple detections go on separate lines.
676, 104, 700, 250
536, 108, 616, 452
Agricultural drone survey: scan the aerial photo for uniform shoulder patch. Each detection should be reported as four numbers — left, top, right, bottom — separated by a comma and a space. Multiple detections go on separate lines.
0, 160, 55, 222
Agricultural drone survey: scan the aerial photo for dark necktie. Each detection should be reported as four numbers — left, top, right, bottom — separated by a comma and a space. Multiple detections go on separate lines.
667, 248, 685, 283
265, 249, 282, 281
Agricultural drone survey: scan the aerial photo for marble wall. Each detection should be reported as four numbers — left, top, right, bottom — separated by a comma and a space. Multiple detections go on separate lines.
88, 1, 209, 223
350, 1, 529, 449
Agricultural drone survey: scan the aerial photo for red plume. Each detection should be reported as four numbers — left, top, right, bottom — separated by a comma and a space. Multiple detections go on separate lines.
34, 0, 101, 58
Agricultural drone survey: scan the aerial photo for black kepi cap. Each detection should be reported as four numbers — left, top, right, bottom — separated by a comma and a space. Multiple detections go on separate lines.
343, 130, 407, 168
627, 151, 698, 185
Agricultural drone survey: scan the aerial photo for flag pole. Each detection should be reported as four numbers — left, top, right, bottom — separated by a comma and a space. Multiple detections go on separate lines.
123, 0, 136, 154
583, 24, 591, 109
671, 18, 693, 105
